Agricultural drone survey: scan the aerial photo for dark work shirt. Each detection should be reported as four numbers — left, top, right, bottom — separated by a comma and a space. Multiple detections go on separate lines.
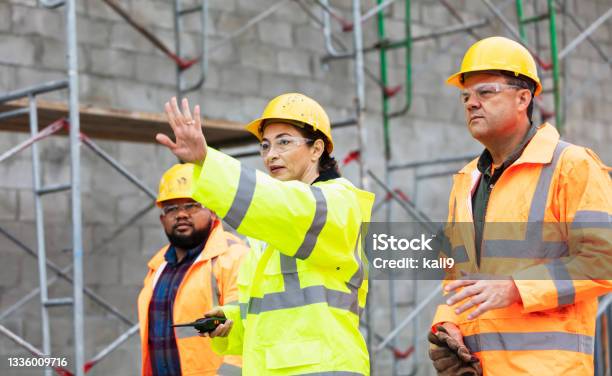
472, 125, 538, 266
148, 244, 203, 376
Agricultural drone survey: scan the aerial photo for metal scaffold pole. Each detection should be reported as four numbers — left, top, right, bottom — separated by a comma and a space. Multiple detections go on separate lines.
66, 0, 85, 373
350, 0, 373, 373
29, 94, 52, 376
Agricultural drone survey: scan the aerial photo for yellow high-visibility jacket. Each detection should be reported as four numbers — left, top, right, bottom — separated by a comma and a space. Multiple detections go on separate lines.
191, 148, 375, 375
138, 219, 248, 376
433, 123, 612, 375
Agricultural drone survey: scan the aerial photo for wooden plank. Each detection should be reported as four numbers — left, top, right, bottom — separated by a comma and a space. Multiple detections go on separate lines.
0, 99, 254, 147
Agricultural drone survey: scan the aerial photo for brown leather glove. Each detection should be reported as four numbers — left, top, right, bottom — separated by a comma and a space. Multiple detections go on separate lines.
434, 326, 473, 363
428, 326, 483, 376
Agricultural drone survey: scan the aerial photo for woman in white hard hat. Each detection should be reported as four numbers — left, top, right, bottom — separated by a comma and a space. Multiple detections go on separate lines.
157, 93, 374, 375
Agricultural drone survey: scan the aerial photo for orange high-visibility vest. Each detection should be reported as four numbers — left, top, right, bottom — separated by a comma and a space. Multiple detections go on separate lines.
138, 219, 247, 375
433, 123, 612, 376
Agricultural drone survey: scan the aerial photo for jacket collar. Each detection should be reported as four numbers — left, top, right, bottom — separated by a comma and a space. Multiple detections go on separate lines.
458, 122, 559, 174
147, 218, 229, 269
193, 219, 229, 263
514, 122, 559, 164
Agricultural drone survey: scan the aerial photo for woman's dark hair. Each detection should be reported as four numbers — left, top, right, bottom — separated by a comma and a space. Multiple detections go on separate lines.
296, 126, 340, 175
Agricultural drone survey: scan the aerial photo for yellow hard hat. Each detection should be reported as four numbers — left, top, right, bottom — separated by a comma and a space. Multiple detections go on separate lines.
447, 36, 542, 96
245, 93, 334, 153
156, 163, 195, 207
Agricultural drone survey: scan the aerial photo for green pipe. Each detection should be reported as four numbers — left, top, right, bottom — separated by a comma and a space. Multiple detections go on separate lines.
376, 0, 391, 160
515, 0, 528, 43
388, 0, 412, 119
547, 0, 562, 132
401, 0, 412, 119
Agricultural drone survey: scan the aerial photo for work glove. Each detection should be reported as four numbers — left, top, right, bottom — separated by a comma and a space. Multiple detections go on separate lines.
428, 326, 483, 376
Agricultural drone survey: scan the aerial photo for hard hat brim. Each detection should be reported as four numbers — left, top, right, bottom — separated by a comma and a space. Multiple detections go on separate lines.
245, 118, 265, 141
244, 118, 334, 153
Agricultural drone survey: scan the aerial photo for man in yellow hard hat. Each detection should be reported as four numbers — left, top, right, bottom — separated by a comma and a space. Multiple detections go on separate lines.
137, 163, 248, 376
429, 36, 612, 375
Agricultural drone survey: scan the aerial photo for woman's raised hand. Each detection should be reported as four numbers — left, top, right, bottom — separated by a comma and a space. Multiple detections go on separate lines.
156, 97, 208, 165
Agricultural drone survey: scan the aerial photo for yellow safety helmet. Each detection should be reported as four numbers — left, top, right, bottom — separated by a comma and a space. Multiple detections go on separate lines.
245, 93, 334, 153
447, 36, 542, 96
156, 163, 195, 207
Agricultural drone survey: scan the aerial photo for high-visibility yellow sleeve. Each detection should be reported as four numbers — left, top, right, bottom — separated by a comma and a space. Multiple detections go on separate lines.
191, 147, 375, 269
211, 304, 244, 356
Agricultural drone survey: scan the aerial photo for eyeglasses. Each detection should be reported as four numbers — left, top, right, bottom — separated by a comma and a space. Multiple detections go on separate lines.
460, 82, 523, 104
259, 136, 313, 156
161, 202, 202, 216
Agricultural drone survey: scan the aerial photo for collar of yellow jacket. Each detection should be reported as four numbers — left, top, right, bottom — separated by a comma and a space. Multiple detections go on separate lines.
147, 218, 231, 269
459, 122, 560, 174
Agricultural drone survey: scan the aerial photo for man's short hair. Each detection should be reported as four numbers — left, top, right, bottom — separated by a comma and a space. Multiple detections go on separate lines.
498, 71, 536, 125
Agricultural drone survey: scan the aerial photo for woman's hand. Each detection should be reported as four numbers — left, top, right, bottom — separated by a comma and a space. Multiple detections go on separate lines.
156, 97, 208, 165
198, 307, 233, 338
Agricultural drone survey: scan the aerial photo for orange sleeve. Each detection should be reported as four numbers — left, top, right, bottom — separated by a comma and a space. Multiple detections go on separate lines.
514, 146, 612, 312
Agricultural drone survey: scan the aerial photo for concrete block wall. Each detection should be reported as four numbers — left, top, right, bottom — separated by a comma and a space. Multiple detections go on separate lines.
0, 0, 610, 374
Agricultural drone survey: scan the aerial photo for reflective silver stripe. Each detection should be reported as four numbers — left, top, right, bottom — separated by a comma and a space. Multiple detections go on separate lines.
175, 326, 199, 339
248, 285, 359, 315
239, 302, 248, 320
464, 331, 593, 354
225, 166, 256, 229
295, 186, 328, 260
546, 259, 575, 306
482, 141, 571, 259
281, 254, 300, 291
347, 233, 364, 289
211, 256, 220, 307
452, 246, 469, 263
347, 228, 365, 317
572, 210, 612, 229
217, 362, 242, 375
527, 141, 570, 224
483, 239, 568, 259
439, 230, 451, 258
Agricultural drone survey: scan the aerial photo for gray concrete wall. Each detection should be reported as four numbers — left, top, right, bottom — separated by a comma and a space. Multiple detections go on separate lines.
0, 0, 610, 374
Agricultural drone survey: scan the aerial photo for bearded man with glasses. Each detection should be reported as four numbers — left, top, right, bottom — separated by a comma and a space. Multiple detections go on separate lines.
137, 163, 248, 376
427, 36, 612, 376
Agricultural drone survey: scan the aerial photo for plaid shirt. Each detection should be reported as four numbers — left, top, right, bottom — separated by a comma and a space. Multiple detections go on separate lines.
148, 244, 202, 376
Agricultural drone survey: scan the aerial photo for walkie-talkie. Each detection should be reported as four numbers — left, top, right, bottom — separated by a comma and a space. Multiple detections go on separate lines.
171, 317, 226, 333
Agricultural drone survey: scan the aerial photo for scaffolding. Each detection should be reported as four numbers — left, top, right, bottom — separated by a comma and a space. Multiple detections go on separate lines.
0, 0, 611, 375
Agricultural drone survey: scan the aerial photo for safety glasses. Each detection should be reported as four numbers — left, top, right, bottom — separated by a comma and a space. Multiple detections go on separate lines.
161, 202, 202, 216
461, 82, 524, 104
259, 136, 313, 156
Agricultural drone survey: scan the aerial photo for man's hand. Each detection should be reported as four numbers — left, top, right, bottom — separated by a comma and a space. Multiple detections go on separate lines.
428, 324, 482, 376
431, 324, 471, 362
156, 97, 208, 165
445, 276, 522, 320
198, 307, 233, 338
